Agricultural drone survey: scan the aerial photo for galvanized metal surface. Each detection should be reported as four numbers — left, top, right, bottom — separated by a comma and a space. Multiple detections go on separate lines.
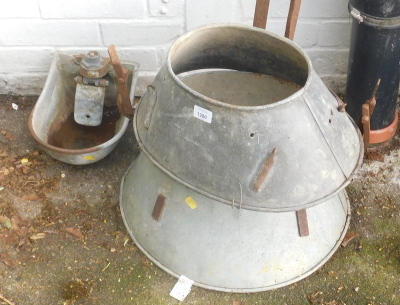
28, 53, 138, 165
120, 152, 351, 292
74, 83, 106, 126
134, 24, 363, 212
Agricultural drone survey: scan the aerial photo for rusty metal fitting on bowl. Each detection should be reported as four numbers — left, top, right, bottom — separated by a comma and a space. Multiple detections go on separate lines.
79, 51, 111, 79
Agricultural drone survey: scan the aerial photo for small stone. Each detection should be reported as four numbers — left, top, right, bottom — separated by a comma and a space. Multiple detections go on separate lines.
355, 287, 359, 292
3, 218, 12, 229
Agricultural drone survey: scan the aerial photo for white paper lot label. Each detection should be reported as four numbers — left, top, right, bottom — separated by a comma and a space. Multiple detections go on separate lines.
169, 275, 194, 301
194, 105, 212, 123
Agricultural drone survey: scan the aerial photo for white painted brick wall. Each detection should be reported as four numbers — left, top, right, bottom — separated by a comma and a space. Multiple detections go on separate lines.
148, 0, 184, 17
0, 0, 41, 18
101, 21, 182, 46
39, 0, 145, 19
0, 0, 352, 96
0, 20, 102, 46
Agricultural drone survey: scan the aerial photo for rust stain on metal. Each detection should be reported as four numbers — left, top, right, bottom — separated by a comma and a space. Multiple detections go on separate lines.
252, 148, 277, 192
272, 75, 301, 87
253, 0, 270, 29
337, 102, 347, 112
152, 194, 167, 221
27, 103, 111, 156
47, 105, 120, 151
108, 45, 134, 119
327, 86, 347, 112
285, 0, 302, 40
296, 209, 309, 237
78, 51, 110, 79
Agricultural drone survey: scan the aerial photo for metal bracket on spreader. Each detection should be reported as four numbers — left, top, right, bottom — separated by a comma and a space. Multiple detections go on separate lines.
296, 209, 309, 237
152, 194, 167, 221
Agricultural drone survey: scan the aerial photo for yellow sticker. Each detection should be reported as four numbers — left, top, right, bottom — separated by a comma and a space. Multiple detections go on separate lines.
185, 197, 197, 209
257, 263, 268, 275
84, 155, 95, 160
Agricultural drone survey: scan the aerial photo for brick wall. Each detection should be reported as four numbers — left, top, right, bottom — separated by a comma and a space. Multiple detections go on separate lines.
0, 0, 351, 96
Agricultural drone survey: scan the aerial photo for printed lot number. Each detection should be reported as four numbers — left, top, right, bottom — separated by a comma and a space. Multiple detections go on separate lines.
194, 105, 212, 123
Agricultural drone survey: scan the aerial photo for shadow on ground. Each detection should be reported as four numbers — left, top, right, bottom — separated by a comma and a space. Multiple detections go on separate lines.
0, 96, 399, 305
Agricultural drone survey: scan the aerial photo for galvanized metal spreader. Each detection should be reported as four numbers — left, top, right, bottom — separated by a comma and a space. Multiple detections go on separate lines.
119, 0, 363, 292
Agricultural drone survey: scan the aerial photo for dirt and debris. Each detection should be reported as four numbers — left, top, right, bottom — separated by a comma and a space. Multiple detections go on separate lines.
1, 95, 400, 305
0, 292, 16, 305
62, 278, 93, 304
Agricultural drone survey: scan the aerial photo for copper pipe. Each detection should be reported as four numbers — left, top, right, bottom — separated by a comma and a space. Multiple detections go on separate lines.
285, 0, 302, 40
253, 0, 270, 29
361, 104, 370, 151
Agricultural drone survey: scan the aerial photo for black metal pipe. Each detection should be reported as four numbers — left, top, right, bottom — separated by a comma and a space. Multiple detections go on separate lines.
345, 0, 400, 130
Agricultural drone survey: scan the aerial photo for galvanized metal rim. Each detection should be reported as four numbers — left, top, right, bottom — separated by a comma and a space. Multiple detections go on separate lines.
119, 159, 351, 292
133, 107, 364, 212
166, 23, 313, 111
349, 4, 400, 29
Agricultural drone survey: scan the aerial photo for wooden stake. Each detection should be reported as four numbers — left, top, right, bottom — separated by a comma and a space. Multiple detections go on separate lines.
285, 0, 302, 40
253, 0, 270, 29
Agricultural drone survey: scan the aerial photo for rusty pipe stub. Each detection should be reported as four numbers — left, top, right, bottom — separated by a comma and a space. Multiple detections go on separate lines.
79, 51, 111, 79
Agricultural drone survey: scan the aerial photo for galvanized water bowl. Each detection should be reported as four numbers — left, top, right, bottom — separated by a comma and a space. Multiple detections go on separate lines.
29, 53, 139, 165
120, 152, 351, 292
134, 24, 363, 212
